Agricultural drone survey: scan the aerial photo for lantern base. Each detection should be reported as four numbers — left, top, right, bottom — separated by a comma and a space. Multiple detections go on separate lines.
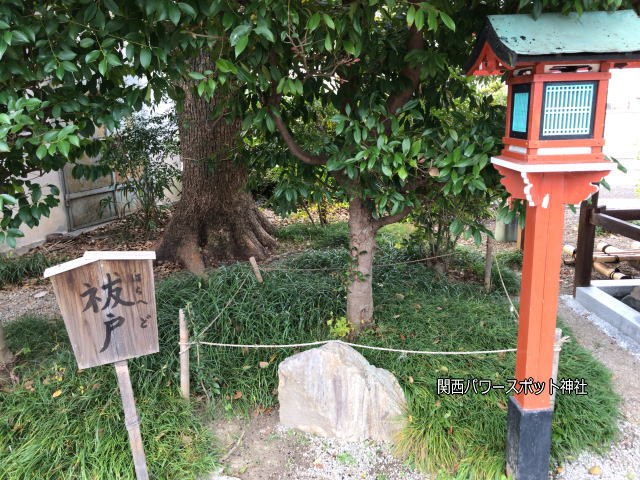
505, 397, 553, 480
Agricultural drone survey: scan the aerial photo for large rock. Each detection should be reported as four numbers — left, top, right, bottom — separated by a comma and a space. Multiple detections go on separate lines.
277, 341, 406, 442
622, 285, 640, 312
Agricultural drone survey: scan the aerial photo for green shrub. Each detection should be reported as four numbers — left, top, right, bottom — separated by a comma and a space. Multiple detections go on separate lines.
100, 113, 180, 232
274, 222, 349, 249
274, 220, 415, 251
450, 246, 521, 295
496, 249, 523, 270
0, 252, 57, 287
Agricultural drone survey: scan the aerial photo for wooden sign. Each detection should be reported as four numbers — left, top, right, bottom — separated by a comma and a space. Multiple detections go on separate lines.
44, 251, 158, 480
44, 251, 158, 369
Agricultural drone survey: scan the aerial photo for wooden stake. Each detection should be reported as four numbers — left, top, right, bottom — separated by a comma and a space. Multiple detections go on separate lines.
179, 309, 190, 401
484, 235, 495, 292
516, 223, 525, 251
249, 256, 263, 283
573, 192, 598, 295
114, 360, 150, 480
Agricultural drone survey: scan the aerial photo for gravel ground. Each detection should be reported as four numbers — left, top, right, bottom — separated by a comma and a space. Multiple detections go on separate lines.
0, 284, 59, 323
553, 421, 639, 480
553, 296, 640, 480
278, 426, 427, 480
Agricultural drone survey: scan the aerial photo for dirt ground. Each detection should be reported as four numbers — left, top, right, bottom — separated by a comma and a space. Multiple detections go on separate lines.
210, 410, 427, 480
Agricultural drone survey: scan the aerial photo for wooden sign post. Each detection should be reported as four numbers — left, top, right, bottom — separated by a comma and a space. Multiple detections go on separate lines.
44, 251, 159, 480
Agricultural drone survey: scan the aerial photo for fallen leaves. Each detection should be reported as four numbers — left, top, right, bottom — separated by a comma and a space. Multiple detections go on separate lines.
51, 389, 62, 398
588, 465, 602, 475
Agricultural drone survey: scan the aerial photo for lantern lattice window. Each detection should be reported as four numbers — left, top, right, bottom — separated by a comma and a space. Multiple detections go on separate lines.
540, 82, 597, 139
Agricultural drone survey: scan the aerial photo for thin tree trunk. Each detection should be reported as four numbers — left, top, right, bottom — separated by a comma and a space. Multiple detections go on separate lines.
156, 53, 276, 273
484, 235, 495, 292
0, 323, 14, 367
346, 198, 377, 333
317, 200, 328, 225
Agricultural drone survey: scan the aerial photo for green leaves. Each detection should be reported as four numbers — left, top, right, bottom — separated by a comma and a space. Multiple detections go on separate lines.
322, 14, 335, 30
178, 2, 197, 17
439, 12, 456, 31
307, 12, 321, 31
343, 40, 357, 56
215, 58, 237, 73
0, 194, 17, 205
85, 50, 100, 63
234, 35, 249, 56
79, 38, 95, 48
140, 48, 152, 68
407, 6, 416, 27
230, 24, 252, 56
324, 33, 333, 51
10, 30, 30, 44
407, 5, 455, 32
168, 4, 181, 25
36, 144, 48, 159
255, 24, 275, 42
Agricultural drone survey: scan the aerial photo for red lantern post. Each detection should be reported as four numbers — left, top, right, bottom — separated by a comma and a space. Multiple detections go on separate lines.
465, 10, 640, 480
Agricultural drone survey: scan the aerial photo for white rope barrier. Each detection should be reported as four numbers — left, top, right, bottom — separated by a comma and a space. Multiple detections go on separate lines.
494, 253, 519, 321
180, 339, 516, 356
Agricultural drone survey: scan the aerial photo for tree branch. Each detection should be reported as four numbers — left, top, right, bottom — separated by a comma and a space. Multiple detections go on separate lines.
401, 177, 428, 193
268, 95, 327, 166
385, 25, 424, 116
374, 205, 412, 228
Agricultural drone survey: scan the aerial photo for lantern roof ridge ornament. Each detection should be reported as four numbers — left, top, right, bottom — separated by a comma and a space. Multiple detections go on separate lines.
465, 9, 640, 75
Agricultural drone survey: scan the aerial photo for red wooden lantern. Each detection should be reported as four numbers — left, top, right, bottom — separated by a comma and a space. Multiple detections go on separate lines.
466, 10, 640, 480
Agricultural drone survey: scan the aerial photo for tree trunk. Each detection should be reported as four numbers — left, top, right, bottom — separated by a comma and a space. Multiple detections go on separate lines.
484, 234, 494, 292
317, 200, 328, 225
346, 198, 377, 333
156, 53, 276, 274
0, 323, 14, 367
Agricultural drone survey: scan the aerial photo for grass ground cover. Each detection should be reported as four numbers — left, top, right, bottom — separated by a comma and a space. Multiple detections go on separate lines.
0, 252, 60, 287
0, 316, 217, 480
1, 224, 618, 479
159, 238, 617, 478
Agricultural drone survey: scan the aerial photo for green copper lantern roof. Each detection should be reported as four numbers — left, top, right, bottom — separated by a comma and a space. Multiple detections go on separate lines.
466, 10, 640, 71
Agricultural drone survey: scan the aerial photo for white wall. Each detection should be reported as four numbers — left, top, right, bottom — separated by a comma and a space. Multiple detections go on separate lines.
604, 68, 640, 160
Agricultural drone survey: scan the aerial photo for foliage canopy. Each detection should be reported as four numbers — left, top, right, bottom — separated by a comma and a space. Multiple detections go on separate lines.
0, 0, 632, 245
